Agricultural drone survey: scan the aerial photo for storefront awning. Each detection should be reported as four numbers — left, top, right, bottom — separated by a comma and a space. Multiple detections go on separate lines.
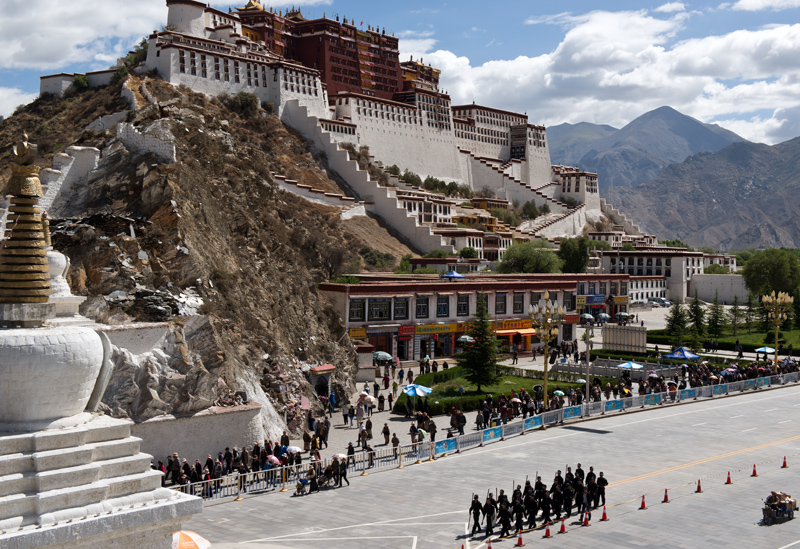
496, 329, 519, 336
517, 328, 537, 336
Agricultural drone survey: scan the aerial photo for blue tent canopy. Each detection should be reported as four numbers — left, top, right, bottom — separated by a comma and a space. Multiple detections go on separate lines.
662, 347, 700, 360
441, 270, 465, 279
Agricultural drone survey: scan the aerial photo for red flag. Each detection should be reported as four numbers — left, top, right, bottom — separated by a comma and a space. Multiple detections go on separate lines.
360, 20, 363, 26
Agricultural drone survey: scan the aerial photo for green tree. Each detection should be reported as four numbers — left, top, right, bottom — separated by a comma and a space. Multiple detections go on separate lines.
459, 247, 478, 259
521, 200, 539, 219
621, 242, 636, 251
745, 293, 756, 333
708, 290, 725, 338
497, 240, 562, 274
386, 164, 401, 176
687, 291, 706, 339
423, 249, 450, 259
728, 295, 741, 336
395, 253, 412, 274
741, 248, 800, 297
458, 299, 500, 392
558, 237, 590, 273
72, 74, 89, 90
665, 301, 688, 348
704, 264, 729, 274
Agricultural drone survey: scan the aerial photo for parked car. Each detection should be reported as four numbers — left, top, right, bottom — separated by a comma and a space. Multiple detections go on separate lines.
648, 297, 671, 307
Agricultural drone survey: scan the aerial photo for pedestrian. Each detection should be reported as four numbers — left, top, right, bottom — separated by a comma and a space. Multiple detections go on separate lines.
510, 342, 518, 365
341, 404, 349, 426
428, 418, 437, 442
409, 422, 417, 443
498, 502, 512, 538
349, 405, 356, 426
391, 433, 400, 459
365, 417, 373, 440
388, 392, 394, 410
483, 497, 496, 537
382, 422, 390, 445
596, 472, 608, 507
392, 380, 398, 397
470, 495, 483, 536
378, 393, 385, 412
398, 368, 405, 385
346, 442, 356, 467
328, 392, 336, 417
339, 458, 349, 486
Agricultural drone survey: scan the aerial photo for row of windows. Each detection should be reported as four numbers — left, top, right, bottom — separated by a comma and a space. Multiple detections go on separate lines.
349, 293, 565, 323
611, 257, 672, 266
577, 282, 628, 295
610, 268, 672, 277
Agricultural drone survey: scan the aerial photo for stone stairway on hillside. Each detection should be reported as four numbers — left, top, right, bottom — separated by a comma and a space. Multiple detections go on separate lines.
600, 198, 643, 236
280, 100, 456, 254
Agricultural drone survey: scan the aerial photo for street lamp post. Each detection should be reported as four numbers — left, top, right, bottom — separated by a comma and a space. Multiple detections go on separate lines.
583, 326, 594, 404
762, 291, 794, 365
529, 290, 565, 410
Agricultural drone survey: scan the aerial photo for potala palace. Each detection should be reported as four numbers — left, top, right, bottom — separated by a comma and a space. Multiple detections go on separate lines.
39, 0, 740, 303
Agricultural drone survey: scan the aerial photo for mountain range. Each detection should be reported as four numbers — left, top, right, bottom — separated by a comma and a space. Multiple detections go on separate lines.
548, 106, 747, 191
609, 137, 800, 251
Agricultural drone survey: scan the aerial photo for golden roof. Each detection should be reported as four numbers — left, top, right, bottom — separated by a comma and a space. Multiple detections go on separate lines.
240, 0, 264, 11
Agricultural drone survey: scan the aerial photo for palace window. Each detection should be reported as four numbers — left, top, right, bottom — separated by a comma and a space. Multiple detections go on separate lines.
437, 296, 450, 318
416, 296, 429, 319
348, 300, 365, 322
513, 293, 525, 314
495, 294, 507, 315
393, 298, 408, 320
368, 299, 391, 321
457, 295, 470, 317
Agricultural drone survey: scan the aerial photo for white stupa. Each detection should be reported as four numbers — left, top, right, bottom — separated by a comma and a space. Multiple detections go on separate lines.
0, 134, 202, 548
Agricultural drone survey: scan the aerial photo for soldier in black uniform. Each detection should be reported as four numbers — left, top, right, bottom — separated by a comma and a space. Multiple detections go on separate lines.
564, 466, 574, 487
575, 463, 585, 484
534, 476, 546, 492
498, 489, 509, 508
498, 502, 513, 538
596, 472, 608, 508
513, 484, 522, 502
540, 490, 552, 524
563, 481, 574, 518
523, 480, 534, 499
552, 470, 564, 490
586, 466, 597, 485
470, 495, 483, 536
587, 477, 598, 512
524, 490, 538, 529
572, 479, 584, 514
552, 485, 564, 519
513, 498, 525, 533
484, 496, 496, 537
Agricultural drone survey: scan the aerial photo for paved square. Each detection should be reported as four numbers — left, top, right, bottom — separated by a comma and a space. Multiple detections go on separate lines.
187, 385, 800, 548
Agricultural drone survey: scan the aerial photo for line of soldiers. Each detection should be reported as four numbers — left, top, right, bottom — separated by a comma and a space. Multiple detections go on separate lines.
469, 464, 608, 539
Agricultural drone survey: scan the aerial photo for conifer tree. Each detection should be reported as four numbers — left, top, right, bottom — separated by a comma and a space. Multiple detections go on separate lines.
745, 293, 756, 333
729, 295, 741, 336
687, 291, 706, 338
665, 301, 688, 348
458, 298, 500, 392
708, 290, 725, 338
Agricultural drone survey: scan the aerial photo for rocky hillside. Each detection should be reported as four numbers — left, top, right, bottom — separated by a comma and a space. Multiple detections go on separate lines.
548, 106, 747, 192
0, 79, 411, 436
611, 137, 800, 251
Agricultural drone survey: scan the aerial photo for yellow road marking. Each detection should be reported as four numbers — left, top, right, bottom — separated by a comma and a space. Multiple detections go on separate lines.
609, 434, 800, 487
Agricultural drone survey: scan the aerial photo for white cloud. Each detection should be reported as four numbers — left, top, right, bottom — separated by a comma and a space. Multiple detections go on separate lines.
655, 2, 687, 12
401, 9, 800, 143
397, 30, 435, 39
0, 87, 37, 119
729, 0, 800, 10
0, 0, 166, 71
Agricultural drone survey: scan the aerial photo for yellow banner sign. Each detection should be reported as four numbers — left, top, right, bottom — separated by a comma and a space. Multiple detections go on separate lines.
415, 323, 457, 335
613, 296, 629, 302
497, 318, 533, 330
349, 328, 367, 339
576, 296, 587, 305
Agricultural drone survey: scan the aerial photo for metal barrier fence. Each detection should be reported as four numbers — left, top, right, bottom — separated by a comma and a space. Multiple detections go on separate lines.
173, 372, 800, 503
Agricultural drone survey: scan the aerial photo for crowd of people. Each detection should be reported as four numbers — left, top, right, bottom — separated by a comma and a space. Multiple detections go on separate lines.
469, 464, 609, 539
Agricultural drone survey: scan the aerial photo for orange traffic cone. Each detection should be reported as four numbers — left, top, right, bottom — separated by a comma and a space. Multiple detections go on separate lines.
725, 471, 732, 485
559, 517, 566, 533
600, 506, 609, 521
488, 541, 492, 549
783, 456, 788, 468
752, 464, 758, 477
696, 479, 703, 493
543, 523, 552, 538
515, 532, 525, 546
583, 513, 590, 526
663, 489, 669, 503
640, 495, 646, 510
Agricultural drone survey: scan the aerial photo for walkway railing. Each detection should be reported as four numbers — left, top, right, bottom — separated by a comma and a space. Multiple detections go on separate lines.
172, 372, 798, 503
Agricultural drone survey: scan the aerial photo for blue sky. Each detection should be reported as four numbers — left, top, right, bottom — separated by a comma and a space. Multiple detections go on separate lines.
4, 0, 800, 143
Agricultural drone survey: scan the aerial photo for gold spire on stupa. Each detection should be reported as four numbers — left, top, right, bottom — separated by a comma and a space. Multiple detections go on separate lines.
0, 133, 51, 303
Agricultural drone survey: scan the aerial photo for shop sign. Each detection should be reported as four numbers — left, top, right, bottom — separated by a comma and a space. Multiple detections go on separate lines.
576, 296, 587, 306
398, 325, 416, 336
498, 318, 532, 330
349, 328, 367, 339
563, 314, 580, 324
591, 295, 606, 304
366, 325, 398, 334
613, 296, 629, 302
415, 323, 457, 335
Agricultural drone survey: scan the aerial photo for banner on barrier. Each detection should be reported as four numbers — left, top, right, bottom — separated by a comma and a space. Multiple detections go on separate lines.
605, 400, 623, 412
524, 416, 542, 430
712, 384, 727, 395
644, 394, 661, 406
757, 377, 770, 387
435, 438, 457, 455
786, 373, 798, 383
483, 427, 502, 442
743, 379, 757, 390
563, 406, 582, 419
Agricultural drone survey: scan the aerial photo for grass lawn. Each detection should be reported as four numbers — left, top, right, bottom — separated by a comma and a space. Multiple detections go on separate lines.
649, 324, 800, 352
393, 366, 612, 415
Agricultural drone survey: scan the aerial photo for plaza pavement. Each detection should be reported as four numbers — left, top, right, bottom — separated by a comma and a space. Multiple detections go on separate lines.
187, 383, 800, 549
